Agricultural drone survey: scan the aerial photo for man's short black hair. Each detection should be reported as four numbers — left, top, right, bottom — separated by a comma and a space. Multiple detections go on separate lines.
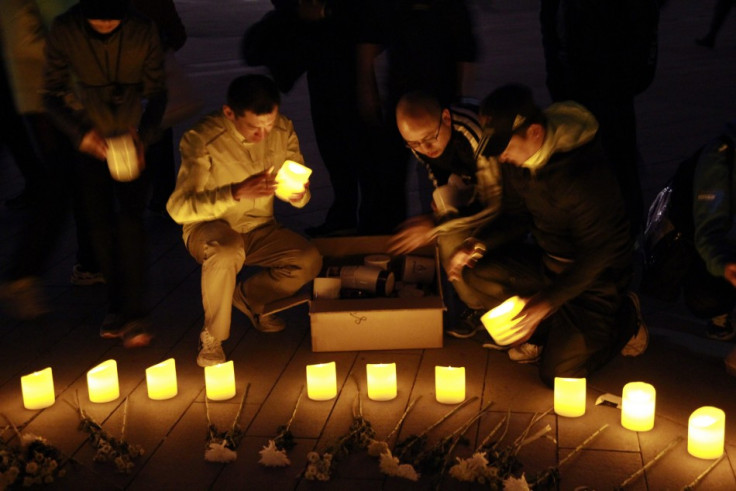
226, 74, 281, 116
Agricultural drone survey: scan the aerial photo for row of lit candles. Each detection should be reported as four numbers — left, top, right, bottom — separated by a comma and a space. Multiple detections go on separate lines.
19, 359, 725, 460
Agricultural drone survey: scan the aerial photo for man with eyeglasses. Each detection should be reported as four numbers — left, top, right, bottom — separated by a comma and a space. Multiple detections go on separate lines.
387, 91, 502, 336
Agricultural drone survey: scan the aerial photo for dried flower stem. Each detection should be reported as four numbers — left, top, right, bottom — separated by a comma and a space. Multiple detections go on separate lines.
284, 386, 304, 433
121, 397, 129, 442
394, 396, 478, 462
231, 383, 251, 432
477, 411, 509, 452
422, 396, 478, 439
1, 413, 23, 441
385, 396, 421, 443
558, 424, 608, 468
442, 400, 494, 460
513, 407, 552, 453
682, 454, 726, 491
618, 436, 683, 489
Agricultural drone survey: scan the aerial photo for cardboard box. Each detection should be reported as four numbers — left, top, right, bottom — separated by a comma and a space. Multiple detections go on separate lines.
309, 236, 445, 352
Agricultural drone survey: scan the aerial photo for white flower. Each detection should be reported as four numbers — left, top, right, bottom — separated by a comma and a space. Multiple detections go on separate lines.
449, 452, 498, 482
367, 440, 389, 457
20, 434, 44, 448
503, 472, 531, 491
204, 441, 238, 463
378, 450, 420, 481
258, 440, 291, 467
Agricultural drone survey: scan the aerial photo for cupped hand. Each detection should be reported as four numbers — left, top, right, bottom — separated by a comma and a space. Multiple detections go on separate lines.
387, 215, 435, 255
232, 167, 277, 200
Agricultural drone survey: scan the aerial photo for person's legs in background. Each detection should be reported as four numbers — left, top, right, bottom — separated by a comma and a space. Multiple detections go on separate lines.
146, 127, 177, 215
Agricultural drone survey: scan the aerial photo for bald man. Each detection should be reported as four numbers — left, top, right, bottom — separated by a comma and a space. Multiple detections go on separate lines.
388, 91, 502, 336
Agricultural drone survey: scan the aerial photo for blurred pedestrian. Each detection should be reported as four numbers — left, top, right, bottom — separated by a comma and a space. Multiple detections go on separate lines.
43, 0, 167, 346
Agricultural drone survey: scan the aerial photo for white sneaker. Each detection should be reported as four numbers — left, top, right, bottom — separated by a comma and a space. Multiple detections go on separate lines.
621, 292, 649, 357
232, 283, 285, 333
197, 329, 225, 367
508, 343, 543, 364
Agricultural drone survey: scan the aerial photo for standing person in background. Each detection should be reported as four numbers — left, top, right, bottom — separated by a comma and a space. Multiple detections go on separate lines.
243, 0, 369, 237
0, 0, 102, 322
131, 0, 187, 216
167, 74, 322, 367
43, 0, 167, 347
540, 0, 660, 240
678, 121, 736, 373
355, 0, 478, 234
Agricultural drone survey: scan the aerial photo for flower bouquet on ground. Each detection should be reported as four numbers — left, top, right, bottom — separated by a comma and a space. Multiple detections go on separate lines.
381, 396, 479, 483
366, 396, 421, 481
303, 378, 376, 481
258, 386, 304, 467
449, 407, 556, 489
415, 399, 494, 483
204, 383, 250, 463
70, 392, 144, 474
1, 415, 68, 489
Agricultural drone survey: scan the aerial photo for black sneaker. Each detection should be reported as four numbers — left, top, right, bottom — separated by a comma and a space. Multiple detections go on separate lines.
446, 308, 484, 338
706, 314, 736, 341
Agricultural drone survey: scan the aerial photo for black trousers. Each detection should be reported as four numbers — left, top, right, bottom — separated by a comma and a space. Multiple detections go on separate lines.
75, 153, 149, 319
464, 244, 635, 387
683, 254, 736, 319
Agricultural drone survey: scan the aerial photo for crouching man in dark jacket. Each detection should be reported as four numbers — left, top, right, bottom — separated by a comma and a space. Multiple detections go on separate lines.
449, 84, 647, 387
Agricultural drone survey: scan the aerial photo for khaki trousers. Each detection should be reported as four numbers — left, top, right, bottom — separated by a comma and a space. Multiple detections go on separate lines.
186, 220, 322, 340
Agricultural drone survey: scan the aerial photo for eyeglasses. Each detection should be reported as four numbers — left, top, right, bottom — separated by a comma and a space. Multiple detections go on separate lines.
404, 114, 443, 150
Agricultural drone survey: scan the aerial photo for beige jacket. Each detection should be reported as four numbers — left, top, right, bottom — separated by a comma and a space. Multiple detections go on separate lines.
167, 111, 309, 244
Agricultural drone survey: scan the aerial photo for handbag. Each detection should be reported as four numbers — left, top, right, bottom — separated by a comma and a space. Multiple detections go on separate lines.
642, 135, 735, 301
161, 50, 204, 129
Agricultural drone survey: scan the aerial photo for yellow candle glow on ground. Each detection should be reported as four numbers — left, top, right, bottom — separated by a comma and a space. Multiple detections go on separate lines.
435, 366, 465, 404
306, 362, 337, 401
688, 406, 725, 459
205, 361, 236, 401
87, 359, 119, 403
21, 367, 55, 410
366, 363, 397, 401
480, 296, 526, 345
275, 160, 312, 201
146, 358, 178, 400
621, 381, 656, 431
554, 377, 586, 417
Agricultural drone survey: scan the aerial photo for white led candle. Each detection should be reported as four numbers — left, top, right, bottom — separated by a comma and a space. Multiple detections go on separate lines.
621, 381, 656, 431
481, 296, 527, 345
146, 358, 178, 400
21, 367, 55, 410
554, 377, 586, 418
688, 406, 725, 459
435, 366, 465, 404
306, 362, 337, 401
366, 363, 397, 401
87, 360, 120, 403
275, 160, 312, 201
205, 361, 236, 401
